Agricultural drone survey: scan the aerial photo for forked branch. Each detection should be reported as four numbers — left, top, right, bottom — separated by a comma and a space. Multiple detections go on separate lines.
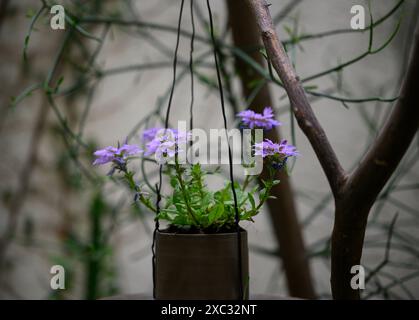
248, 0, 419, 300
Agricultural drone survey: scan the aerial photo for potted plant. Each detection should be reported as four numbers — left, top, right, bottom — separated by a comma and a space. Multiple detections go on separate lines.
92, 107, 298, 300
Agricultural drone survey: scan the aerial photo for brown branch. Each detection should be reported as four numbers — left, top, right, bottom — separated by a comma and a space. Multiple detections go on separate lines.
330, 24, 419, 299
346, 24, 419, 209
248, 0, 419, 300
227, 0, 316, 299
247, 0, 346, 197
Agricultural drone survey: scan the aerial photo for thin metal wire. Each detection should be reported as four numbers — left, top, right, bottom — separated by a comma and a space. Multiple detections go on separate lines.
152, 0, 185, 300
189, 0, 195, 133
206, 0, 244, 300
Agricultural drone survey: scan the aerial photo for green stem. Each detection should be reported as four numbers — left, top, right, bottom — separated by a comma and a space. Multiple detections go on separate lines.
123, 170, 157, 213
252, 166, 275, 215
174, 156, 199, 226
138, 194, 157, 214
242, 175, 252, 191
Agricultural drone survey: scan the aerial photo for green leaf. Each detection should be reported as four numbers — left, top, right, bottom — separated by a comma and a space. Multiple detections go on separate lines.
170, 176, 177, 188
200, 192, 212, 210
23, 5, 45, 62
10, 82, 43, 109
208, 204, 224, 224
248, 193, 256, 210
64, 14, 102, 42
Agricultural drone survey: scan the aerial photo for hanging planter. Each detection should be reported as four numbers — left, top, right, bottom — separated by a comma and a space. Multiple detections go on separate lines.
91, 0, 298, 300
92, 115, 298, 300
155, 229, 248, 300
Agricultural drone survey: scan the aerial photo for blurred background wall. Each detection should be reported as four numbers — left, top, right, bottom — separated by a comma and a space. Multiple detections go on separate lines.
0, 0, 418, 299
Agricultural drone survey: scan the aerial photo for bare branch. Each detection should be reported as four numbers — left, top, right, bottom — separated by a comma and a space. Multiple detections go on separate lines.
227, 0, 315, 298
346, 22, 419, 209
247, 0, 346, 196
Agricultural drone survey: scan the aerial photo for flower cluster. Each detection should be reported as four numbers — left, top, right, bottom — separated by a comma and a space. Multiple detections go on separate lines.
254, 139, 298, 159
144, 128, 190, 164
254, 139, 298, 170
237, 107, 298, 170
93, 143, 142, 169
92, 106, 297, 231
237, 107, 281, 130
142, 127, 161, 143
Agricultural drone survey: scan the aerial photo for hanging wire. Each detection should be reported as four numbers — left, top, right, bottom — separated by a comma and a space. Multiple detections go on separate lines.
206, 0, 244, 300
164, 1, 185, 130
189, 0, 195, 133
152, 0, 185, 300
152, 0, 243, 300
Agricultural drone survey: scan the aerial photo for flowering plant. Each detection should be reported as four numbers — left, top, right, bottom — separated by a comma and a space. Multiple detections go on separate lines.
93, 107, 298, 232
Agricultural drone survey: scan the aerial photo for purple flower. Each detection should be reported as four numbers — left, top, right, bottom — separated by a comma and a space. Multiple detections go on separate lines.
93, 143, 142, 166
144, 129, 175, 156
254, 139, 298, 159
142, 127, 180, 144
93, 146, 119, 165
118, 144, 143, 157
142, 128, 160, 143
155, 141, 178, 164
237, 107, 281, 130
254, 139, 280, 158
277, 139, 299, 158
144, 128, 190, 164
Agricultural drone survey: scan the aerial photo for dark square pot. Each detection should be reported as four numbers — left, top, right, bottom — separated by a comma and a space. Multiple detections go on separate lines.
155, 229, 249, 300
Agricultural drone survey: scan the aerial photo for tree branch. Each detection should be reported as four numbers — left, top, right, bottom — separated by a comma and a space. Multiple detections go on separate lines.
247, 0, 346, 197
346, 22, 419, 209
248, 0, 419, 300
227, 0, 316, 299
